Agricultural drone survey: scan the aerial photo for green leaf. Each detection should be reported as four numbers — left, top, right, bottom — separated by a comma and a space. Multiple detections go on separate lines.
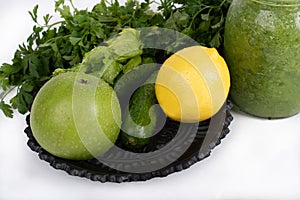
164, 12, 178, 30
22, 83, 34, 92
21, 91, 34, 105
33, 25, 43, 35
173, 10, 190, 28
8, 74, 23, 86
199, 20, 211, 32
56, 5, 72, 19
73, 14, 89, 24
10, 95, 18, 109
201, 13, 210, 21
82, 46, 111, 75
55, 0, 65, 9
28, 5, 39, 23
211, 15, 224, 29
0, 74, 9, 90
0, 101, 13, 118
172, 0, 188, 4
22, 56, 29, 75
209, 32, 221, 48
69, 37, 81, 45
43, 14, 53, 26
149, 14, 165, 26
28, 55, 40, 78
106, 28, 143, 62
0, 63, 22, 74
123, 56, 142, 73
15, 93, 28, 114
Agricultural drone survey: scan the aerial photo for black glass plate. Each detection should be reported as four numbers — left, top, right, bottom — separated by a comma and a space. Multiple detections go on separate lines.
24, 101, 233, 183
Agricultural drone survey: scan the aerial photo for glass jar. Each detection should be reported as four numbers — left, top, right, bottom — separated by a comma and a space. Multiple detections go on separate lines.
224, 0, 300, 118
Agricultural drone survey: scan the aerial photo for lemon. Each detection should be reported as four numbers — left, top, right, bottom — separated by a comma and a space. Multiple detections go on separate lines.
155, 46, 230, 123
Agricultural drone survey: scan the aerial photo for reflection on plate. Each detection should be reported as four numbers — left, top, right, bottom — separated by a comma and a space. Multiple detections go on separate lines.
24, 101, 233, 183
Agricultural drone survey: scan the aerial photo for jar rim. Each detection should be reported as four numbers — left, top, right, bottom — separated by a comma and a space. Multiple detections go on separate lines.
249, 0, 300, 6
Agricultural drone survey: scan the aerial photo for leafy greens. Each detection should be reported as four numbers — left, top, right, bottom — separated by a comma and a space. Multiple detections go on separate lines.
0, 0, 231, 118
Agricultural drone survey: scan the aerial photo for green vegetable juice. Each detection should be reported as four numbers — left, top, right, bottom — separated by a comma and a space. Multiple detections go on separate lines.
224, 0, 300, 118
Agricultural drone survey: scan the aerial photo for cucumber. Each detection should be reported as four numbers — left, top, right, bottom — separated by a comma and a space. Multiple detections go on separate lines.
114, 62, 158, 111
120, 71, 159, 148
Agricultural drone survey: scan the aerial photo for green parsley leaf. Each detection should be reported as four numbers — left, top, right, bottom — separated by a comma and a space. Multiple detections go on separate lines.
0, 101, 13, 118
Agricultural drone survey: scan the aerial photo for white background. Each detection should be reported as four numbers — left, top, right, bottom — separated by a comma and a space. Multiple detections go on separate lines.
1, 1, 300, 199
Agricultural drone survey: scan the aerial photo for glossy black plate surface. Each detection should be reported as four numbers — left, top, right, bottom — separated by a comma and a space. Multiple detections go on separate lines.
24, 101, 233, 183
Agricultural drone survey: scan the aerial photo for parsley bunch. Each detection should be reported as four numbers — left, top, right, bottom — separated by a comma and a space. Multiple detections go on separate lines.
0, 0, 231, 118
0, 0, 160, 117
159, 0, 231, 47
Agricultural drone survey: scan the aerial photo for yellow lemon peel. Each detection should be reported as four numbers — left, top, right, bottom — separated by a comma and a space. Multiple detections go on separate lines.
155, 46, 230, 122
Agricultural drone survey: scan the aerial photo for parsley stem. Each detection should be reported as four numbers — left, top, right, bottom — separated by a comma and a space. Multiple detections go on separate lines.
46, 20, 65, 30
0, 86, 17, 101
69, 0, 76, 11
188, 6, 211, 30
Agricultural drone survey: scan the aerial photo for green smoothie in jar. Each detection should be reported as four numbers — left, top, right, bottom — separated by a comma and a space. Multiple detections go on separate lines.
224, 0, 300, 118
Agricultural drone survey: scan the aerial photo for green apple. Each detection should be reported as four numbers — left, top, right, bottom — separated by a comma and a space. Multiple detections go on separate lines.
30, 72, 121, 160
